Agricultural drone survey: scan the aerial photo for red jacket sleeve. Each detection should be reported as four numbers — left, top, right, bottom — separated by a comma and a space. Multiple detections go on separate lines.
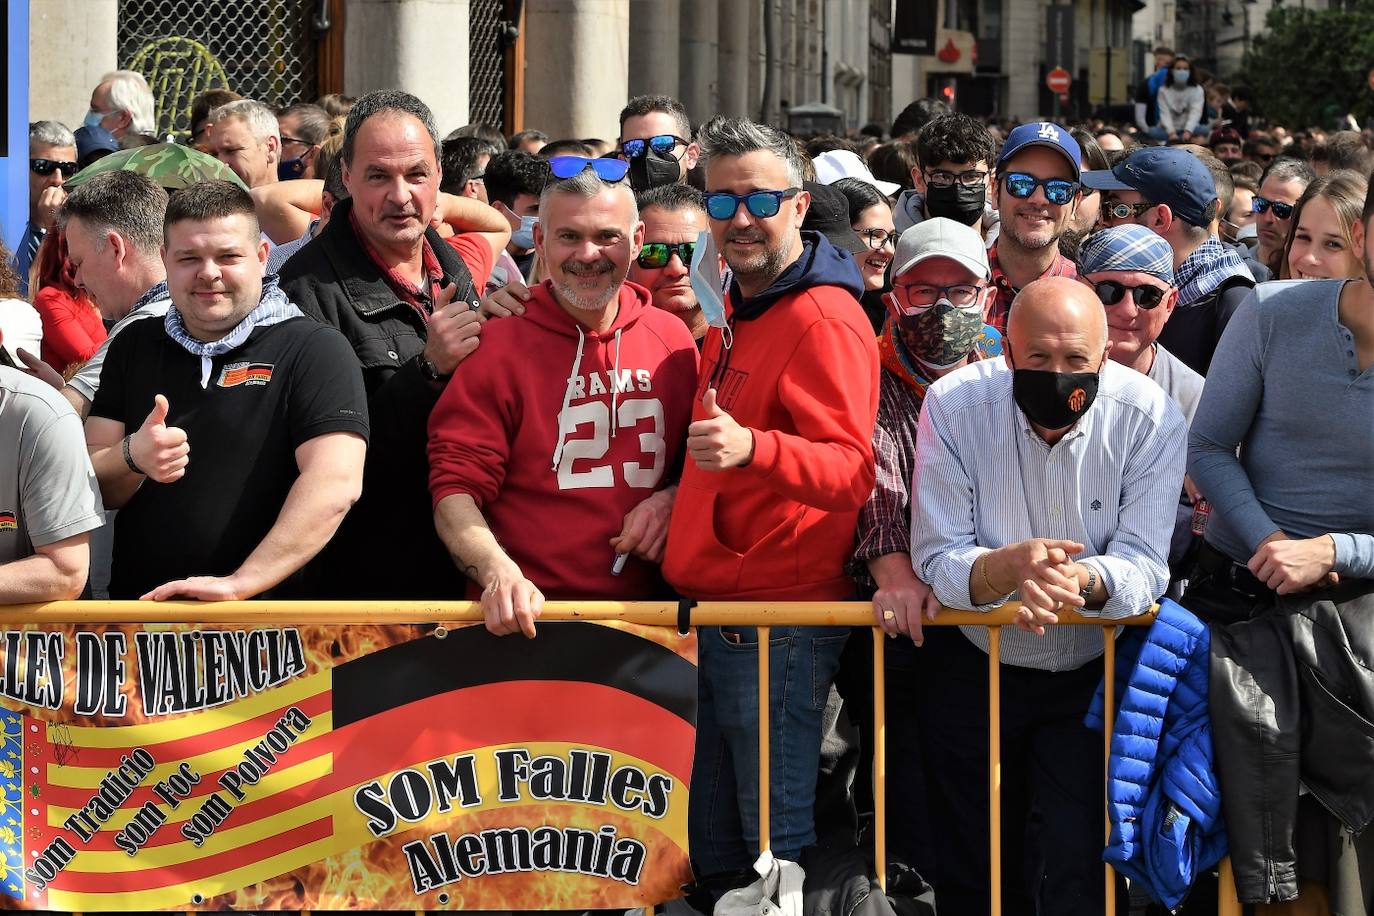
36, 288, 105, 370
445, 232, 496, 296
739, 316, 879, 511
427, 343, 516, 510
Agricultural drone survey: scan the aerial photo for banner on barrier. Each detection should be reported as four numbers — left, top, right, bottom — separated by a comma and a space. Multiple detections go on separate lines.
0, 620, 697, 911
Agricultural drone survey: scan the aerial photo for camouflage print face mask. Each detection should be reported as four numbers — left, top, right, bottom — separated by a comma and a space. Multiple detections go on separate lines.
898, 299, 984, 370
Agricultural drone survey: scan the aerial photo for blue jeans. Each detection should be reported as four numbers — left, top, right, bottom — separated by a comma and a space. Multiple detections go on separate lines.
689, 625, 849, 875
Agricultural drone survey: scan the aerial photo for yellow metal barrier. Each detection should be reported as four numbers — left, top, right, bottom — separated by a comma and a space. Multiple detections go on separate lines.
3, 601, 1242, 914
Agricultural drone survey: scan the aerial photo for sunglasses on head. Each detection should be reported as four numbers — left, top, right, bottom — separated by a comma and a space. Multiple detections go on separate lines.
548, 155, 630, 182
1093, 280, 1167, 309
620, 135, 687, 160
1002, 172, 1080, 206
30, 158, 78, 178
1252, 196, 1294, 219
636, 240, 696, 269
703, 188, 801, 220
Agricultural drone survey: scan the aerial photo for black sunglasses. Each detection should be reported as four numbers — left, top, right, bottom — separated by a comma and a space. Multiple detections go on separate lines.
1252, 196, 1295, 219
1002, 171, 1080, 206
1094, 280, 1167, 309
31, 158, 78, 178
548, 155, 630, 182
636, 241, 696, 269
621, 135, 688, 160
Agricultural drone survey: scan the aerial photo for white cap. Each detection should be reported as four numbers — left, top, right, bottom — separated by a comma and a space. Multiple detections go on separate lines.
813, 149, 902, 198
892, 217, 990, 281
0, 299, 42, 365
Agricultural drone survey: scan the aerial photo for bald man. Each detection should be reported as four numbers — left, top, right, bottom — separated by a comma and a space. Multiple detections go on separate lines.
909, 276, 1186, 916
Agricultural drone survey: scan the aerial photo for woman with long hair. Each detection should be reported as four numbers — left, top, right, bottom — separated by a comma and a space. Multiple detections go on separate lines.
833, 176, 898, 332
1279, 170, 1370, 281
30, 229, 105, 373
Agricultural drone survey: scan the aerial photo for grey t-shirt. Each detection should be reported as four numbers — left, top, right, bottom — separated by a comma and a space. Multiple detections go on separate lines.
0, 366, 104, 565
67, 292, 171, 403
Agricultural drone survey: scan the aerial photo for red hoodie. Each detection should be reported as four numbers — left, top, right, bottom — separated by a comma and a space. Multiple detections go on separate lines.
662, 236, 880, 600
428, 280, 699, 599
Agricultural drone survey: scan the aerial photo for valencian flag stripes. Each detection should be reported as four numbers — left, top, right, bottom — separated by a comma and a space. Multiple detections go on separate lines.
0, 621, 697, 910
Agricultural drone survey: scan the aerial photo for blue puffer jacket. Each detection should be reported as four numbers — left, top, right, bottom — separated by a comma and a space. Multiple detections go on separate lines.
1084, 599, 1227, 909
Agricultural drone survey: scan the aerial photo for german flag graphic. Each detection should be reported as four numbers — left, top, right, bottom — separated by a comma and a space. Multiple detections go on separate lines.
0, 622, 696, 911
216, 363, 274, 388
0, 513, 15, 531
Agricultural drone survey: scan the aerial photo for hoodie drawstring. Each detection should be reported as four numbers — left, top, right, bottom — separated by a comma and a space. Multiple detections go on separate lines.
550, 325, 586, 472
610, 328, 622, 438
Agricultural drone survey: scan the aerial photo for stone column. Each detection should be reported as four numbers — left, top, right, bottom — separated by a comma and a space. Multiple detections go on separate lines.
523, 0, 629, 140
628, 0, 680, 101
344, 0, 471, 134
29, 0, 118, 127
716, 0, 752, 118
678, 1, 719, 127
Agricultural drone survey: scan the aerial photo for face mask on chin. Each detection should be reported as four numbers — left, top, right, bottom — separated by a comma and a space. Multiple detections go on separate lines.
1008, 344, 1103, 431
628, 148, 682, 192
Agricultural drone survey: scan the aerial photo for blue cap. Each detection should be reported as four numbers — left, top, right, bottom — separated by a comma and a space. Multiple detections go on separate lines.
75, 125, 119, 161
1080, 147, 1217, 228
1076, 225, 1175, 285
997, 122, 1082, 179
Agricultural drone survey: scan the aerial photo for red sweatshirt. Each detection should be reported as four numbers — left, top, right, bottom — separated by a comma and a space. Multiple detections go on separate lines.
428, 279, 699, 599
663, 239, 880, 600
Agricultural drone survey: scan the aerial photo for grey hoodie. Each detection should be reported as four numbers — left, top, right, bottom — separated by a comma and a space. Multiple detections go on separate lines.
891, 189, 1000, 245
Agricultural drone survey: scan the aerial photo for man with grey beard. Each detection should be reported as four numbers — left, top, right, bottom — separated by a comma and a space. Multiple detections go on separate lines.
428, 163, 699, 632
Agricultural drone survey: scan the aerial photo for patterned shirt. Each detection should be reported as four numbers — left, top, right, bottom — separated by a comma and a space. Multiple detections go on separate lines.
349, 210, 444, 318
912, 359, 1186, 671
985, 244, 1077, 335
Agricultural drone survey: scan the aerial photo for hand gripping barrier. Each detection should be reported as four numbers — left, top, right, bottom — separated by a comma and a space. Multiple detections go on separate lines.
0, 601, 1243, 915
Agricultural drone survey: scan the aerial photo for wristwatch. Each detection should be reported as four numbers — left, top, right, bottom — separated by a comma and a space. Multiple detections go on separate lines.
1079, 565, 1099, 603
417, 355, 447, 383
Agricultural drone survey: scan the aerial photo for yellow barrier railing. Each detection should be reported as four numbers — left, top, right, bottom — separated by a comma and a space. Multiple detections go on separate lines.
3, 601, 1242, 915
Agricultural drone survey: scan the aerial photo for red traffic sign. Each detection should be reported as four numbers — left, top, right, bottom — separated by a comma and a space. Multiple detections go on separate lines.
1046, 67, 1072, 94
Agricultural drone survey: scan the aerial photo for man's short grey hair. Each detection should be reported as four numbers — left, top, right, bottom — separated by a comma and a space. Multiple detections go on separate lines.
341, 89, 441, 166
58, 170, 168, 255
538, 168, 639, 225
210, 99, 281, 145
1263, 156, 1316, 189
696, 116, 805, 187
100, 70, 156, 135
30, 121, 75, 152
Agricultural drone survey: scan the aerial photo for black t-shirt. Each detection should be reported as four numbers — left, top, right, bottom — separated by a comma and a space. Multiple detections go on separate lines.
91, 316, 370, 598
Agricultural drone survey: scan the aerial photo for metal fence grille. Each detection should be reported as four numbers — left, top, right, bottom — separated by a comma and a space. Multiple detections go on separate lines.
868, 0, 892, 130
469, 0, 506, 130
118, 0, 319, 141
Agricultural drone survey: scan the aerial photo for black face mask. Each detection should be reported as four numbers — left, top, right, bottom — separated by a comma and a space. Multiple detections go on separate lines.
925, 182, 986, 227
628, 147, 682, 192
1009, 347, 1102, 430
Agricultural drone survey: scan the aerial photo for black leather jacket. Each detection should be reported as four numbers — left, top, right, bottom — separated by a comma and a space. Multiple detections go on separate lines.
279, 199, 479, 598
1209, 582, 1374, 903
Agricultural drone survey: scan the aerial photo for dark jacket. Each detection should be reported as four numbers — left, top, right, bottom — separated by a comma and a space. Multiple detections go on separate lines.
1085, 600, 1226, 909
279, 198, 480, 598
1157, 274, 1254, 376
1209, 582, 1374, 904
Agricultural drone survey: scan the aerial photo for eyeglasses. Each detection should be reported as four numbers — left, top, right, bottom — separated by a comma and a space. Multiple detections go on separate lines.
1093, 280, 1167, 309
636, 241, 696, 269
548, 155, 630, 182
30, 158, 78, 178
703, 188, 801, 221
279, 134, 311, 148
924, 168, 988, 188
892, 281, 984, 312
1001, 172, 1080, 206
620, 135, 688, 160
1253, 153, 1276, 165
1252, 196, 1295, 219
858, 227, 901, 250
1103, 201, 1155, 221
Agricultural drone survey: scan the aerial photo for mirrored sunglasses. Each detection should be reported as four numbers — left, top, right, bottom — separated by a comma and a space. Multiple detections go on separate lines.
548, 156, 630, 182
636, 241, 696, 269
1252, 196, 1294, 219
1002, 171, 1079, 206
620, 135, 687, 160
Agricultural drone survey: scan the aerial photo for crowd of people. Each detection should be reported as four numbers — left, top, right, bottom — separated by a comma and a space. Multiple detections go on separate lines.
1, 58, 1372, 916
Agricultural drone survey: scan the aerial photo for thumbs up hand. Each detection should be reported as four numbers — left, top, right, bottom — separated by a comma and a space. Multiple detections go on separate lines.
130, 395, 191, 483
687, 388, 755, 471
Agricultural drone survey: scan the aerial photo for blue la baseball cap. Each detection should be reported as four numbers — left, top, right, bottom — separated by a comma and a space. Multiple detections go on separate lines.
1080, 146, 1218, 228
996, 122, 1082, 179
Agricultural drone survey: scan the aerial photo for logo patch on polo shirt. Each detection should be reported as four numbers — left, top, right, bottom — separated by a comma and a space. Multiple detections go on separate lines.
0, 511, 16, 531
217, 362, 275, 388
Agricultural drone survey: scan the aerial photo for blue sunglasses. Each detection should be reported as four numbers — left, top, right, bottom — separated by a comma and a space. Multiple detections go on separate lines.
1002, 171, 1080, 206
703, 188, 801, 221
548, 156, 630, 182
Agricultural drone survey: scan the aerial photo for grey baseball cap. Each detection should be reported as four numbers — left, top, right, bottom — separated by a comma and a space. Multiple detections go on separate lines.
892, 217, 990, 280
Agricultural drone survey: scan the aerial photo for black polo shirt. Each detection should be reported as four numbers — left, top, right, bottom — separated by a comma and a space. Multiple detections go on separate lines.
91, 316, 369, 599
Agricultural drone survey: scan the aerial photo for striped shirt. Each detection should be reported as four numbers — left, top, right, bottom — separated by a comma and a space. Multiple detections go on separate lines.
911, 359, 1186, 671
